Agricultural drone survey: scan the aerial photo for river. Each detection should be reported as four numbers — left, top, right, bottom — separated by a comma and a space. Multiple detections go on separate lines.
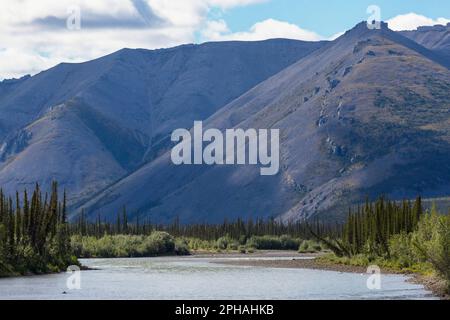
0, 255, 436, 300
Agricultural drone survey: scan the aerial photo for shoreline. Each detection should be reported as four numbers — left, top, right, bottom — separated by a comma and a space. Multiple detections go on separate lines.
203, 251, 448, 300
209, 252, 370, 274
2, 250, 447, 300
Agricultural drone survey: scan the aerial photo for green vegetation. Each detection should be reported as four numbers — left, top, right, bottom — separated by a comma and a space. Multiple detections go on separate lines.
2, 180, 447, 297
71, 232, 189, 258
247, 235, 301, 251
69, 233, 325, 257
311, 197, 423, 258
70, 211, 330, 254
0, 183, 77, 277
412, 207, 450, 290
298, 240, 323, 253
311, 197, 450, 294
72, 212, 334, 241
0, 180, 330, 277
150, 235, 323, 254
185, 235, 322, 253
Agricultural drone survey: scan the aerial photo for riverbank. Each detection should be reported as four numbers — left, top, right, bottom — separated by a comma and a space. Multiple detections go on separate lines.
209, 251, 367, 273
206, 251, 448, 300
1, 255, 432, 300
409, 274, 449, 300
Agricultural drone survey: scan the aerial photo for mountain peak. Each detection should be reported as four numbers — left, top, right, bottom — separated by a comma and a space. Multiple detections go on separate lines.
335, 20, 450, 69
415, 23, 450, 32
345, 21, 389, 34
336, 21, 394, 44
0, 74, 31, 85
2, 21, 450, 224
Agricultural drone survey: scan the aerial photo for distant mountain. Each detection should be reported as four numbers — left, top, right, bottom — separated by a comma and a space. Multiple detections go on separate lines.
1, 21, 449, 224
0, 39, 324, 204
79, 22, 450, 223
0, 75, 30, 100
400, 23, 450, 60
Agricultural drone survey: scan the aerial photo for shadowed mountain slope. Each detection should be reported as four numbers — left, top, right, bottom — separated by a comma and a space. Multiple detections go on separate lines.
79, 22, 450, 223
0, 39, 324, 204
400, 23, 450, 61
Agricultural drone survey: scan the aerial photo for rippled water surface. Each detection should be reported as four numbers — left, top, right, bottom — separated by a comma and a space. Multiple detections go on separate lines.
0, 256, 436, 300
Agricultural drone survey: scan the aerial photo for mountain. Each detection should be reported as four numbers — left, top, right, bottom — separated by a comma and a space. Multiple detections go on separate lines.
0, 39, 324, 204
2, 21, 449, 224
0, 75, 31, 98
400, 23, 450, 60
79, 22, 450, 223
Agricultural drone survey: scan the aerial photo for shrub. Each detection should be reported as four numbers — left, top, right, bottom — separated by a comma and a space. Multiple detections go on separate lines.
389, 232, 419, 268
186, 238, 215, 251
148, 232, 175, 254
216, 237, 230, 250
313, 243, 323, 252
298, 240, 310, 253
174, 239, 190, 256
280, 235, 300, 250
71, 232, 179, 258
229, 241, 240, 251
298, 240, 322, 253
247, 235, 301, 250
413, 208, 450, 292
97, 235, 116, 257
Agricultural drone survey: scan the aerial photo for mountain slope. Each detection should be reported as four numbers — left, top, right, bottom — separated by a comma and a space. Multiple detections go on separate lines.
400, 23, 450, 61
79, 22, 450, 223
0, 39, 324, 203
400, 23, 450, 51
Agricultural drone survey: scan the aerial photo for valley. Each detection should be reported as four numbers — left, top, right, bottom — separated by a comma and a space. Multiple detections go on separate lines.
0, 22, 449, 225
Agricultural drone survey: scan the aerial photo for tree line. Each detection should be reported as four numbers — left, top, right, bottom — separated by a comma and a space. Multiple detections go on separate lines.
310, 196, 423, 258
2, 181, 448, 292
72, 209, 338, 242
310, 196, 449, 292
0, 182, 75, 276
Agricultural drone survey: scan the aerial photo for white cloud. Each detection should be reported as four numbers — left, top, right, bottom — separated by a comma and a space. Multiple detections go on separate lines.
328, 31, 344, 41
3, 2, 448, 80
208, 0, 268, 9
0, 0, 266, 79
387, 13, 450, 31
201, 18, 323, 42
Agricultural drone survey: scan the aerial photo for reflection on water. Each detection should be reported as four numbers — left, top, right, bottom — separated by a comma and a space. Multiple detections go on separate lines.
0, 256, 436, 300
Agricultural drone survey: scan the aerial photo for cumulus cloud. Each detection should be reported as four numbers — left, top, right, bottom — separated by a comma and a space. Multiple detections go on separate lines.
387, 13, 450, 31
328, 31, 344, 41
208, 0, 268, 9
0, 0, 265, 79
131, 0, 166, 26
201, 18, 323, 42
2, 2, 448, 80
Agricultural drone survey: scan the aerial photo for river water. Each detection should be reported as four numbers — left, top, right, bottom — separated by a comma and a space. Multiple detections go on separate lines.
0, 255, 436, 300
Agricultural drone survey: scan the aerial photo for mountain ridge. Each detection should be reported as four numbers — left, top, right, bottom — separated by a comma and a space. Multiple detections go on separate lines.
0, 22, 449, 223
0, 38, 325, 205
76, 21, 450, 223
400, 22, 450, 62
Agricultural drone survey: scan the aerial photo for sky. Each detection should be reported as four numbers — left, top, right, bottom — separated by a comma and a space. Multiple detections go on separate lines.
0, 0, 449, 79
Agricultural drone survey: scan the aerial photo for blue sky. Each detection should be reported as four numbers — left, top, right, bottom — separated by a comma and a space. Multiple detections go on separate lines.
219, 0, 450, 38
0, 0, 449, 79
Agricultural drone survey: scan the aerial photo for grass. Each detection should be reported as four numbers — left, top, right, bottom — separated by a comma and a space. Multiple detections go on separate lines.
317, 253, 434, 275
318, 253, 449, 298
